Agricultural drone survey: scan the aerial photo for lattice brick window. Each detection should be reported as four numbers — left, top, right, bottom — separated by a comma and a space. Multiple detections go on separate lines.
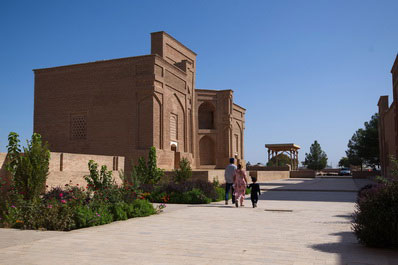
70, 114, 87, 140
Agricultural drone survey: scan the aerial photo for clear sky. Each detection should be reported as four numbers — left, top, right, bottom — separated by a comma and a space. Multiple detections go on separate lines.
1, 0, 397, 167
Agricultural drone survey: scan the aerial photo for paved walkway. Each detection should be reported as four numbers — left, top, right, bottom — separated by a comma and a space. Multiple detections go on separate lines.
0, 177, 397, 265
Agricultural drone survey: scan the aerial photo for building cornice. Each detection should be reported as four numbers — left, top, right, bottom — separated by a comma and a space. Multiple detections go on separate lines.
151, 31, 197, 56
33, 54, 155, 73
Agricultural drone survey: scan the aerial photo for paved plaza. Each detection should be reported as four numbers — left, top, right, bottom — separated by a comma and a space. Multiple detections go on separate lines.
1, 177, 397, 265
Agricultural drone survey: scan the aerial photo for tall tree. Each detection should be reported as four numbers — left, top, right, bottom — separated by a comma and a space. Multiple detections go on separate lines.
338, 157, 350, 168
345, 113, 379, 170
303, 140, 328, 170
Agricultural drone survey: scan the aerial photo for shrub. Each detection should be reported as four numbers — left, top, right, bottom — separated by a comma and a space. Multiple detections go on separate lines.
92, 185, 123, 204
215, 187, 225, 202
127, 199, 155, 217
131, 147, 164, 186
352, 182, 398, 248
173, 158, 192, 183
6, 132, 50, 201
84, 160, 115, 192
43, 186, 88, 206
180, 189, 211, 204
111, 202, 128, 221
41, 200, 75, 231
73, 203, 113, 228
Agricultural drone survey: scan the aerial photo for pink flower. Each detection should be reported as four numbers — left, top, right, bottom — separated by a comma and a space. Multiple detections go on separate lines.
59, 193, 63, 197
11, 205, 16, 208
61, 200, 66, 204
48, 205, 53, 209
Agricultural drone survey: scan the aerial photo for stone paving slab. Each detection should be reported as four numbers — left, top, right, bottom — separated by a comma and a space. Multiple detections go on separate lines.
0, 178, 397, 265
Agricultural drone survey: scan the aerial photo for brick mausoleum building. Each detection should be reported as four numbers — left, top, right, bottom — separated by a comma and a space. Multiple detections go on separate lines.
33, 31, 246, 171
378, 54, 398, 177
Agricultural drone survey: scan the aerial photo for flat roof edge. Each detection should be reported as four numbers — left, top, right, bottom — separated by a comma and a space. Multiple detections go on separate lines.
33, 54, 155, 72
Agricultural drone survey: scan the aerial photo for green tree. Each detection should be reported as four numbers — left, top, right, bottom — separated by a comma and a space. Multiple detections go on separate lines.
267, 154, 291, 167
130, 147, 164, 185
338, 157, 350, 168
147, 147, 163, 185
173, 158, 192, 183
346, 113, 379, 170
6, 132, 50, 201
303, 140, 328, 171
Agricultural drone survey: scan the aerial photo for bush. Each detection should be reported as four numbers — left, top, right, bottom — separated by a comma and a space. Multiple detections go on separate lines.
73, 203, 114, 228
43, 186, 88, 206
131, 147, 164, 186
353, 182, 398, 248
215, 187, 225, 202
110, 202, 128, 221
6, 132, 50, 201
126, 199, 155, 217
173, 158, 192, 183
3, 199, 75, 231
84, 160, 115, 192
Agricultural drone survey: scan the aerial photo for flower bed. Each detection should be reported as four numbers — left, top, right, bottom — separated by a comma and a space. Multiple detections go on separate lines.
0, 184, 158, 231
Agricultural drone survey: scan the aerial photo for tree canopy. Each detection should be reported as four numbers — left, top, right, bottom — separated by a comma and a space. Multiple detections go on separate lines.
303, 140, 328, 171
267, 153, 291, 167
338, 157, 350, 168
345, 113, 379, 170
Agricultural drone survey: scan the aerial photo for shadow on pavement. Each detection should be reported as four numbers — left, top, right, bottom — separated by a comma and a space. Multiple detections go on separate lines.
257, 190, 357, 203
310, 231, 398, 265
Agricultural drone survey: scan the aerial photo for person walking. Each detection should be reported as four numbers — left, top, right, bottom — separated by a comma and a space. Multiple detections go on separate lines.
224, 158, 237, 205
248, 176, 261, 208
233, 164, 248, 207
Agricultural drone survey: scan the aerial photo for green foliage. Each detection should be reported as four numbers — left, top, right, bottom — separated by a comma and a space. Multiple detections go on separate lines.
168, 189, 211, 204
390, 156, 398, 181
338, 157, 350, 168
173, 158, 192, 183
6, 132, 50, 201
267, 154, 291, 167
84, 160, 115, 191
3, 199, 75, 231
127, 199, 156, 217
353, 182, 398, 248
73, 204, 113, 228
215, 187, 225, 202
303, 140, 328, 171
346, 113, 379, 169
147, 147, 163, 185
129, 147, 164, 186
5, 132, 21, 176
110, 202, 128, 221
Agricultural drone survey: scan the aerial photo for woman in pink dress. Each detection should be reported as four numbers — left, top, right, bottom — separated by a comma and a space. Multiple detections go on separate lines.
233, 164, 248, 207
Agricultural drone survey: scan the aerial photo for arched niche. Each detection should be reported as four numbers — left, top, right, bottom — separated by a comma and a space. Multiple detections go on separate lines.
198, 102, 215, 129
199, 136, 215, 165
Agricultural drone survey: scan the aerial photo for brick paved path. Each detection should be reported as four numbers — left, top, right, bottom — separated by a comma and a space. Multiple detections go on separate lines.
0, 177, 397, 265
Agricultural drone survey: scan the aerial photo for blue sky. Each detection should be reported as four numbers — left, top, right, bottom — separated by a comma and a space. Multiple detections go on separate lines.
1, 0, 397, 167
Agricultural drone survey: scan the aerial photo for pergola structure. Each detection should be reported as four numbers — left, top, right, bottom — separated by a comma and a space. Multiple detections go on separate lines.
265, 143, 301, 170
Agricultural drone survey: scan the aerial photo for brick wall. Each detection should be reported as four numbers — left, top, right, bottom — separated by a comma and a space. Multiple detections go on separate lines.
0, 152, 124, 189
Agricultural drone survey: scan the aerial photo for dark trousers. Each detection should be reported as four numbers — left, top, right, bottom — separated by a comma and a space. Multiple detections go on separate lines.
251, 195, 258, 206
225, 183, 235, 203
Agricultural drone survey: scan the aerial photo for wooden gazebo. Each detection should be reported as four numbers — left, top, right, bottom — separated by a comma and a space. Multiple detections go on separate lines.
265, 143, 300, 170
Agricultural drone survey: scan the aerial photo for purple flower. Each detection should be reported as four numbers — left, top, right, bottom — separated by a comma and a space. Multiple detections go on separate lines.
11, 205, 16, 208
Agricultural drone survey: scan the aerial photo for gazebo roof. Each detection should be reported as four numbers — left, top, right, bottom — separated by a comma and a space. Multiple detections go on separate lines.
265, 143, 301, 151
